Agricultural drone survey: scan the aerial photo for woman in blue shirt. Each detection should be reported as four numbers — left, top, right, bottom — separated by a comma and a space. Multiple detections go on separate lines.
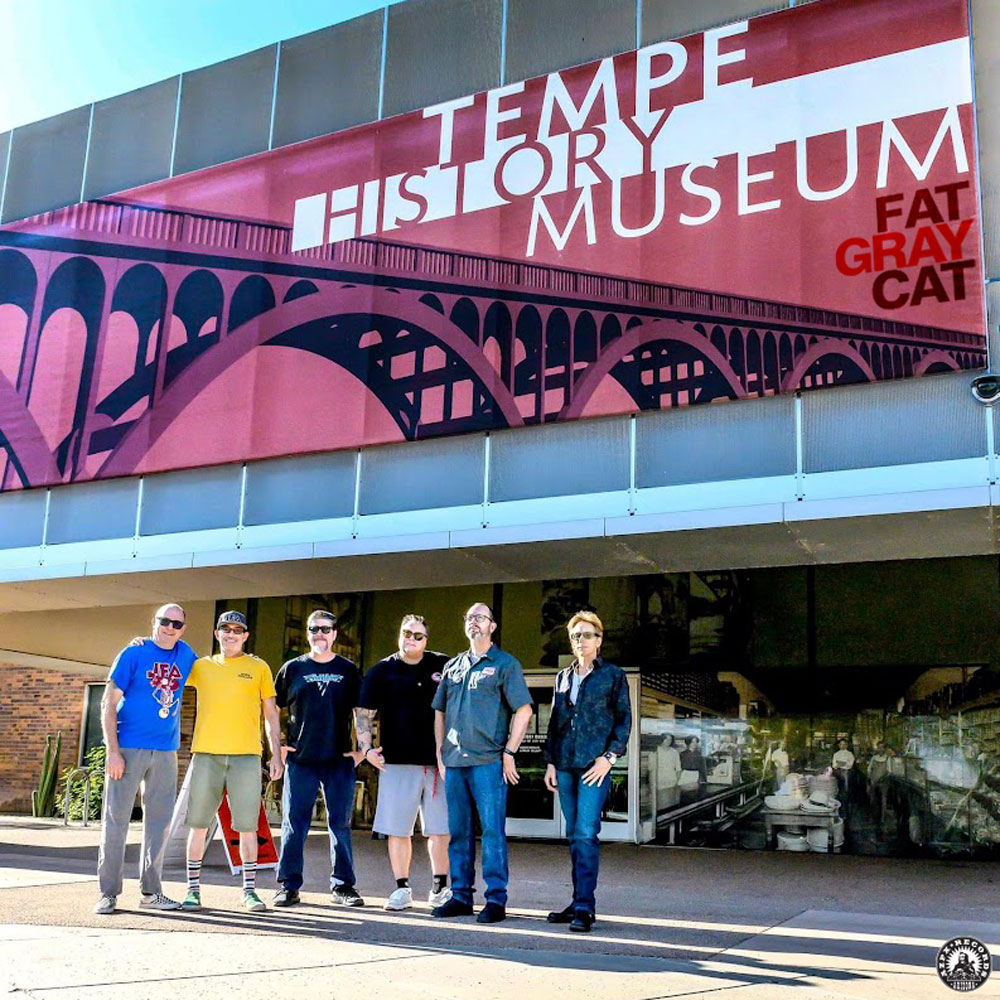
542, 610, 631, 933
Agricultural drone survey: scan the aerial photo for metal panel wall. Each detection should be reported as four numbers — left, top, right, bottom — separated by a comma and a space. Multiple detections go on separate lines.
504, 0, 636, 84
172, 46, 276, 176
1, 108, 90, 223
382, 0, 502, 117
490, 417, 630, 501
139, 465, 243, 535
46, 479, 139, 545
243, 451, 356, 525
272, 14, 383, 148
641, 0, 784, 43
359, 436, 484, 514
83, 79, 179, 201
0, 490, 46, 548
636, 395, 795, 487
802, 372, 987, 473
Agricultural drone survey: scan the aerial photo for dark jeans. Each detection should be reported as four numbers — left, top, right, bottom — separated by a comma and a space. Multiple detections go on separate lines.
445, 762, 508, 906
278, 756, 357, 891
556, 767, 611, 916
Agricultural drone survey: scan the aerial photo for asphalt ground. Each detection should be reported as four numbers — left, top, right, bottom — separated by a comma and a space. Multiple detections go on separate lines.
2, 816, 999, 999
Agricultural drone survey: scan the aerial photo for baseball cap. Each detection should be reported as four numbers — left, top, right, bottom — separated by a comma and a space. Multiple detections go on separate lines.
216, 610, 248, 629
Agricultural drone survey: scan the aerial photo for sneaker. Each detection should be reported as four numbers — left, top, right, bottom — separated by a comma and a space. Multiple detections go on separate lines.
427, 885, 453, 908
546, 904, 575, 924
476, 902, 506, 924
181, 890, 202, 910
331, 885, 365, 907
242, 890, 267, 913
272, 888, 300, 908
93, 894, 116, 915
139, 892, 182, 911
431, 896, 473, 918
384, 886, 413, 911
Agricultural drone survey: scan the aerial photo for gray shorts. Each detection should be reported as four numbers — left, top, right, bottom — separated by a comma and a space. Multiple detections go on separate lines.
373, 764, 449, 837
186, 753, 262, 832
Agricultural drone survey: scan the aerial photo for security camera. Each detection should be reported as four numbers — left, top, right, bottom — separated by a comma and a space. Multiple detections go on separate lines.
971, 374, 1000, 405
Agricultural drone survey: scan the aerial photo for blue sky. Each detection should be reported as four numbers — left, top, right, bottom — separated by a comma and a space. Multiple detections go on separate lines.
0, 0, 404, 134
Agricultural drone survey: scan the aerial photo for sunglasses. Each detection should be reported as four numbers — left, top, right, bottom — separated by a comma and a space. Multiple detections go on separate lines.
219, 625, 247, 634
401, 629, 427, 641
570, 631, 601, 642
308, 625, 335, 634
464, 613, 492, 623
157, 617, 185, 630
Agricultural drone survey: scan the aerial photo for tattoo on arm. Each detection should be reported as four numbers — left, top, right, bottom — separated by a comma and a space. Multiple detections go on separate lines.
354, 708, 375, 749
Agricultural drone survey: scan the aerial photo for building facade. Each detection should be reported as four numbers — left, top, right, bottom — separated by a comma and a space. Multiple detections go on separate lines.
1, 0, 999, 859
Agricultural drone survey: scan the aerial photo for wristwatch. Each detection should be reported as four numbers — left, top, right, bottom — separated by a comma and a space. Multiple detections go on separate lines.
603, 751, 618, 765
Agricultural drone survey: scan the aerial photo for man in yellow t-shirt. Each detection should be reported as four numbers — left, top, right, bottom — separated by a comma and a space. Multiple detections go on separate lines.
182, 610, 283, 913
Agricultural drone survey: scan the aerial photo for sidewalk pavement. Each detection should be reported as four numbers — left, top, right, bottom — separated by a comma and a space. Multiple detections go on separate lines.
1, 815, 998, 999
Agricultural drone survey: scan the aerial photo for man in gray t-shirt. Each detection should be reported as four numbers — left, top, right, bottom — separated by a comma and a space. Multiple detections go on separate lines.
431, 602, 532, 924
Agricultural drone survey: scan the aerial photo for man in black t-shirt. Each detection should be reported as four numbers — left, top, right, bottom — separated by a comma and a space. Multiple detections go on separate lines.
356, 614, 451, 911
272, 609, 365, 908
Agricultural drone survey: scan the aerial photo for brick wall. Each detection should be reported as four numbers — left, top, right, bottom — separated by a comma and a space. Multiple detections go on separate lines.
0, 662, 106, 812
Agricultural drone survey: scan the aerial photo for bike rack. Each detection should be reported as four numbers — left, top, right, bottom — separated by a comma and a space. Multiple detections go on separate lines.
62, 767, 92, 827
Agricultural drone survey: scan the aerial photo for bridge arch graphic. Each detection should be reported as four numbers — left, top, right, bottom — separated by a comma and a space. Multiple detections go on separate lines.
782, 341, 876, 393
98, 285, 524, 478
563, 318, 746, 420
0, 371, 62, 487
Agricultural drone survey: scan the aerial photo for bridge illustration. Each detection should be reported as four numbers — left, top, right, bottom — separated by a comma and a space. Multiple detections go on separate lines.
0, 198, 985, 491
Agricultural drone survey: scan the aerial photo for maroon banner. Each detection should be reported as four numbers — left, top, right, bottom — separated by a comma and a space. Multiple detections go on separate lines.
0, 0, 985, 491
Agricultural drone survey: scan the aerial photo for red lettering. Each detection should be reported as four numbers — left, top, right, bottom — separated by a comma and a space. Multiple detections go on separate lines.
622, 112, 672, 174
935, 219, 973, 260
907, 226, 947, 267
941, 259, 975, 301
934, 181, 970, 221
836, 237, 871, 276
904, 188, 944, 229
910, 265, 949, 306
873, 270, 908, 309
875, 192, 905, 233
872, 232, 907, 271
398, 171, 430, 224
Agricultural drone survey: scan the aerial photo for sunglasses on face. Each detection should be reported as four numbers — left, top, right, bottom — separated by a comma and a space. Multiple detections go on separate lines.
464, 613, 492, 623
308, 625, 335, 634
401, 629, 427, 641
219, 625, 246, 635
570, 631, 601, 642
157, 617, 185, 630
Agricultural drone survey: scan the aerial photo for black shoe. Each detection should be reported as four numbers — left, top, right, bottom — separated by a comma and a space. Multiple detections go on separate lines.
547, 904, 575, 924
432, 897, 474, 918
272, 888, 300, 907
569, 911, 595, 933
476, 902, 506, 924
331, 885, 365, 907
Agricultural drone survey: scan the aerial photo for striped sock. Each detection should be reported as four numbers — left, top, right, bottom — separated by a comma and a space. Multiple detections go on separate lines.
242, 861, 257, 893
187, 859, 202, 893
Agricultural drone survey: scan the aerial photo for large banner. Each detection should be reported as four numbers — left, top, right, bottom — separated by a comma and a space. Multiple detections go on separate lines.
0, 0, 985, 491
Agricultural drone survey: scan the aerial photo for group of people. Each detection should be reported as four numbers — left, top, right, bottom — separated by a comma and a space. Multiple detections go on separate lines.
95, 600, 631, 933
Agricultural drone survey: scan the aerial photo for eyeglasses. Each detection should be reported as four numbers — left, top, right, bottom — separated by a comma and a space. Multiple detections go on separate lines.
157, 617, 185, 630
401, 629, 427, 641
464, 613, 492, 623
219, 625, 247, 635
570, 631, 601, 642
308, 625, 335, 634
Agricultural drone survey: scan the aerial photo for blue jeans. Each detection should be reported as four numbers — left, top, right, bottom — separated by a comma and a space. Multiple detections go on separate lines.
278, 757, 357, 891
556, 768, 610, 915
445, 762, 508, 906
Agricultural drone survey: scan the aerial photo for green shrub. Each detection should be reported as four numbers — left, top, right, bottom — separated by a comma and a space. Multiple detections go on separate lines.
57, 745, 106, 821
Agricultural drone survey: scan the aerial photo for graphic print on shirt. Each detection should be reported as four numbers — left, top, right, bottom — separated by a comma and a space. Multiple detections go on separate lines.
146, 661, 183, 719
303, 672, 344, 697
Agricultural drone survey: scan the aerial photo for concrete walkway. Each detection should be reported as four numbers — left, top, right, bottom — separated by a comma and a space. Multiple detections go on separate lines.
1, 816, 998, 998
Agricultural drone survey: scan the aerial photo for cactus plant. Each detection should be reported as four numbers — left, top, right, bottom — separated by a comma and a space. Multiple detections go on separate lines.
31, 731, 62, 817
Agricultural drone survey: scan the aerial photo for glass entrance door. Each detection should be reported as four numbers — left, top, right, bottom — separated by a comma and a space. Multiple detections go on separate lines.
506, 684, 562, 837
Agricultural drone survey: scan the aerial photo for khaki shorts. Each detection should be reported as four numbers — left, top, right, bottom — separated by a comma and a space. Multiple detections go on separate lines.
186, 753, 262, 832
373, 763, 449, 837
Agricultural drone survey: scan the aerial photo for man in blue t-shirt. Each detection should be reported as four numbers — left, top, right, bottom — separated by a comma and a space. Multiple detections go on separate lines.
94, 604, 197, 915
